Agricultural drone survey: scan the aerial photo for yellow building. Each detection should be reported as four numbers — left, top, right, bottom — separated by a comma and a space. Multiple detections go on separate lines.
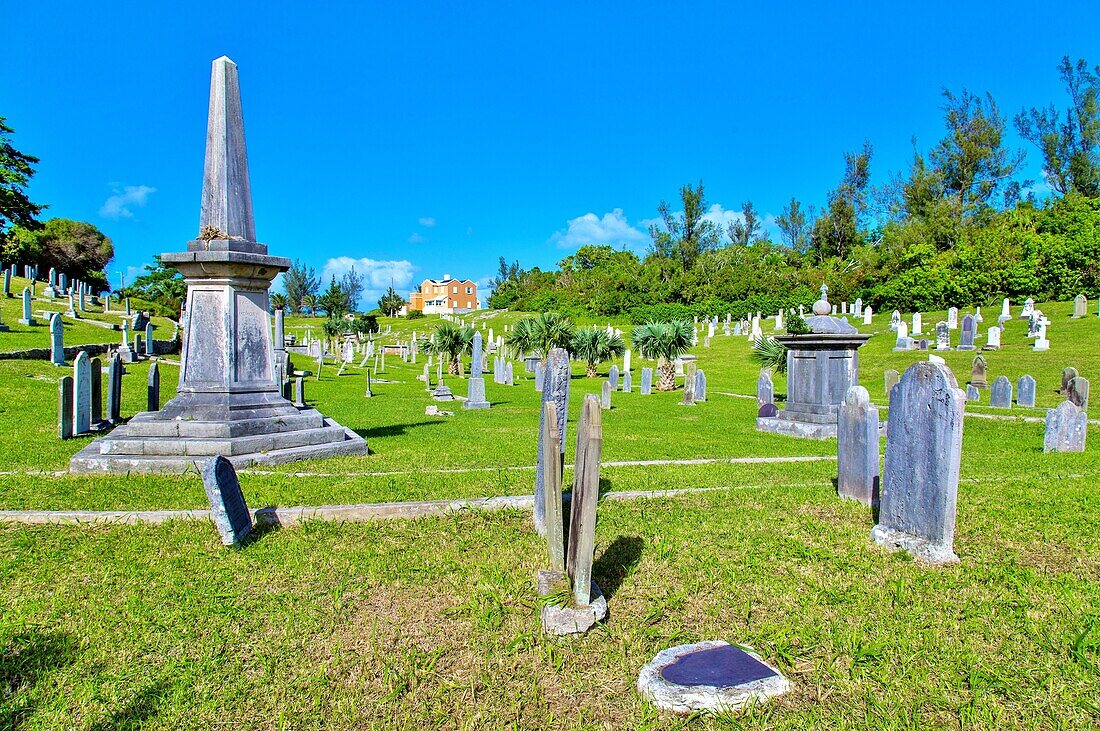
407, 274, 480, 314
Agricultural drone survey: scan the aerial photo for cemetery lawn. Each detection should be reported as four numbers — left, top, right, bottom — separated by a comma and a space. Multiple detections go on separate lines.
0, 301, 1097, 728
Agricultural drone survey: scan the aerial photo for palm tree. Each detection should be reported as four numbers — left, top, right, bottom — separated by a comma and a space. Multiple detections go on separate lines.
425, 321, 474, 375
270, 293, 286, 311
321, 316, 343, 354
300, 294, 317, 317
570, 328, 625, 378
506, 312, 575, 360
630, 321, 693, 391
752, 335, 788, 374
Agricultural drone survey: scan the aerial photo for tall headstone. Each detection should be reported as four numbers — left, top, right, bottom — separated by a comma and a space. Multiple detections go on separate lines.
18, 287, 33, 325
694, 369, 707, 402
986, 326, 1001, 349
640, 367, 653, 395
863, 306, 873, 325
957, 315, 976, 350
911, 312, 922, 336
201, 455, 253, 546
990, 375, 1012, 408
622, 369, 632, 394
893, 320, 912, 351
681, 361, 697, 406
566, 394, 603, 608
1067, 376, 1090, 411
49, 313, 65, 365
1044, 400, 1087, 453
464, 332, 490, 410
601, 380, 612, 410
871, 362, 963, 564
947, 307, 958, 330
73, 351, 91, 435
757, 370, 774, 406
608, 365, 619, 391
144, 322, 154, 356
889, 310, 901, 331
505, 361, 514, 386
148, 361, 161, 411
90, 357, 103, 424
2, 268, 9, 297
534, 361, 545, 392
837, 385, 879, 506
58, 375, 74, 439
1073, 294, 1087, 318
623, 349, 631, 375
106, 354, 122, 423
1016, 374, 1036, 407
541, 401, 565, 574
534, 349, 570, 535
999, 298, 1011, 324
935, 322, 950, 351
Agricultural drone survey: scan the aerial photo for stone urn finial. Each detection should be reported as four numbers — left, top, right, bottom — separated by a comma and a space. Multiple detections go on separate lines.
812, 283, 831, 316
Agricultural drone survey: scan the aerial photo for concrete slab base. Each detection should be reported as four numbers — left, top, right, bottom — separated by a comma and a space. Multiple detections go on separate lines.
871, 524, 959, 565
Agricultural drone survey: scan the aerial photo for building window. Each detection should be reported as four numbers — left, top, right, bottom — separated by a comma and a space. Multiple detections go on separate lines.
452, 286, 457, 294
466, 287, 472, 294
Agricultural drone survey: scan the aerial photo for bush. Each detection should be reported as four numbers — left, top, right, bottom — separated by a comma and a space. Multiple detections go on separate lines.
405, 310, 425, 320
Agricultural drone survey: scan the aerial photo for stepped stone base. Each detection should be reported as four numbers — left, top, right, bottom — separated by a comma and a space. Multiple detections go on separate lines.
69, 397, 367, 473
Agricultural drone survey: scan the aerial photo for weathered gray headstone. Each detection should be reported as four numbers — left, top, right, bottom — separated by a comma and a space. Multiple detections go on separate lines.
681, 361, 697, 406
694, 369, 706, 402
58, 375, 73, 439
534, 349, 570, 535
609, 364, 619, 391
106, 354, 122, 423
144, 322, 154, 356
622, 370, 632, 393
757, 370, 774, 405
534, 361, 545, 392
201, 455, 253, 546
990, 376, 1012, 408
293, 376, 305, 407
541, 401, 565, 574
1073, 294, 1087, 318
1067, 376, 1089, 411
957, 315, 976, 350
966, 384, 980, 401
1044, 400, 1087, 452
970, 354, 988, 389
505, 361, 514, 386
1061, 366, 1078, 394
18, 287, 33, 325
464, 332, 490, 410
640, 367, 652, 395
884, 369, 899, 398
147, 362, 161, 411
90, 357, 102, 424
2, 268, 9, 297
73, 351, 91, 435
935, 322, 950, 350
837, 385, 879, 507
871, 361, 964, 564
566, 394, 602, 607
1016, 374, 1036, 407
49, 313, 65, 365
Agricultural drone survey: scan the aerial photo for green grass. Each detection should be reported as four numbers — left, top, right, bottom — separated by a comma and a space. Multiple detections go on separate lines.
0, 300, 1097, 728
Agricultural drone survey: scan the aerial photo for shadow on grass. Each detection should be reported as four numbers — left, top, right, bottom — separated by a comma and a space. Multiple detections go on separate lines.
1, 631, 78, 728
88, 677, 173, 730
593, 535, 644, 601
353, 420, 445, 440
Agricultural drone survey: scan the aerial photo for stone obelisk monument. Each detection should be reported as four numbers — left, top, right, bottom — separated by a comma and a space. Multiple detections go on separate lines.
71, 57, 368, 473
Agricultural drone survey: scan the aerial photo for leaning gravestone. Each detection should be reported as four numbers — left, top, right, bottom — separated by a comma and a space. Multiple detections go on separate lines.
201, 455, 253, 547
534, 349, 570, 536
837, 385, 879, 507
1044, 400, 1087, 453
640, 367, 653, 396
1016, 374, 1036, 407
1067, 376, 1089, 411
871, 361, 964, 564
990, 376, 1012, 408
1061, 367, 1078, 394
638, 641, 790, 714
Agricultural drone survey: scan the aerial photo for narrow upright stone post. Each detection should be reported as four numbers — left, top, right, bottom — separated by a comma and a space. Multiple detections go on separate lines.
464, 331, 490, 410
601, 380, 612, 410
871, 362, 964, 564
58, 376, 74, 439
566, 394, 603, 607
18, 287, 33, 325
144, 322, 154, 356
541, 401, 565, 573
148, 362, 161, 411
107, 354, 123, 423
534, 348, 570, 536
90, 357, 103, 424
837, 385, 879, 507
49, 313, 65, 365
681, 361, 697, 406
694, 369, 707, 402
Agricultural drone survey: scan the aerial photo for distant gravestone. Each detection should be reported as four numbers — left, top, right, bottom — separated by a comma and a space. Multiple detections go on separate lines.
640, 367, 653, 395
884, 369, 900, 399
505, 361, 514, 386
999, 298, 1011, 324
863, 306, 873, 325
695, 369, 707, 402
911, 312, 922, 335
72, 351, 91, 435
1020, 297, 1035, 320
1073, 294, 1087, 318
106, 354, 122, 423
990, 376, 1012, 408
601, 380, 612, 410
144, 323, 154, 356
622, 370, 632, 393
1067, 376, 1090, 411
464, 332, 490, 410
2, 268, 9, 297
757, 370, 774, 406
1016, 375, 1036, 407
147, 361, 161, 411
609, 365, 619, 391
18, 287, 33, 325
1061, 367, 1078, 394
970, 355, 988, 388
957, 315, 976, 350
58, 375, 73, 439
837, 385, 879, 507
986, 326, 1001, 349
966, 384, 980, 401
1044, 400, 1087, 452
893, 320, 911, 351
90, 357, 102, 424
681, 361, 697, 406
947, 307, 959, 330
49, 313, 65, 365
758, 402, 778, 418
534, 361, 545, 392
201, 456, 253, 547
534, 348, 570, 536
935, 322, 950, 350
871, 362, 964, 564
890, 310, 901, 331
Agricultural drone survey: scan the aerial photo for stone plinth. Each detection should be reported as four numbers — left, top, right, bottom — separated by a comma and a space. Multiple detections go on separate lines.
756, 312, 871, 439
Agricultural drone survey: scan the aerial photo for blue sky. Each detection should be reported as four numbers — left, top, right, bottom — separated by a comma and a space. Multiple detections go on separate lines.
4, 2, 1098, 307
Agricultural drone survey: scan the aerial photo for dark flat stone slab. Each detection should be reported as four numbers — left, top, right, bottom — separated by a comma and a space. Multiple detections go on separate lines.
659, 644, 777, 687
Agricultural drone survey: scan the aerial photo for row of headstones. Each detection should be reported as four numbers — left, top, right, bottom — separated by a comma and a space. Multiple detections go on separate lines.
58, 351, 161, 438
838, 360, 1089, 565
884, 362, 1088, 411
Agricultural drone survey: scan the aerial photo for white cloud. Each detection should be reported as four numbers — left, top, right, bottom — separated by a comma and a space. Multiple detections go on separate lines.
408, 232, 427, 244
646, 203, 782, 243
100, 184, 156, 220
119, 263, 149, 289
418, 216, 436, 228
321, 256, 417, 310
548, 208, 650, 251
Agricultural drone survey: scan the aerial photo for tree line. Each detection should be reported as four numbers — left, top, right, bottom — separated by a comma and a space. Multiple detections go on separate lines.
490, 56, 1100, 319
